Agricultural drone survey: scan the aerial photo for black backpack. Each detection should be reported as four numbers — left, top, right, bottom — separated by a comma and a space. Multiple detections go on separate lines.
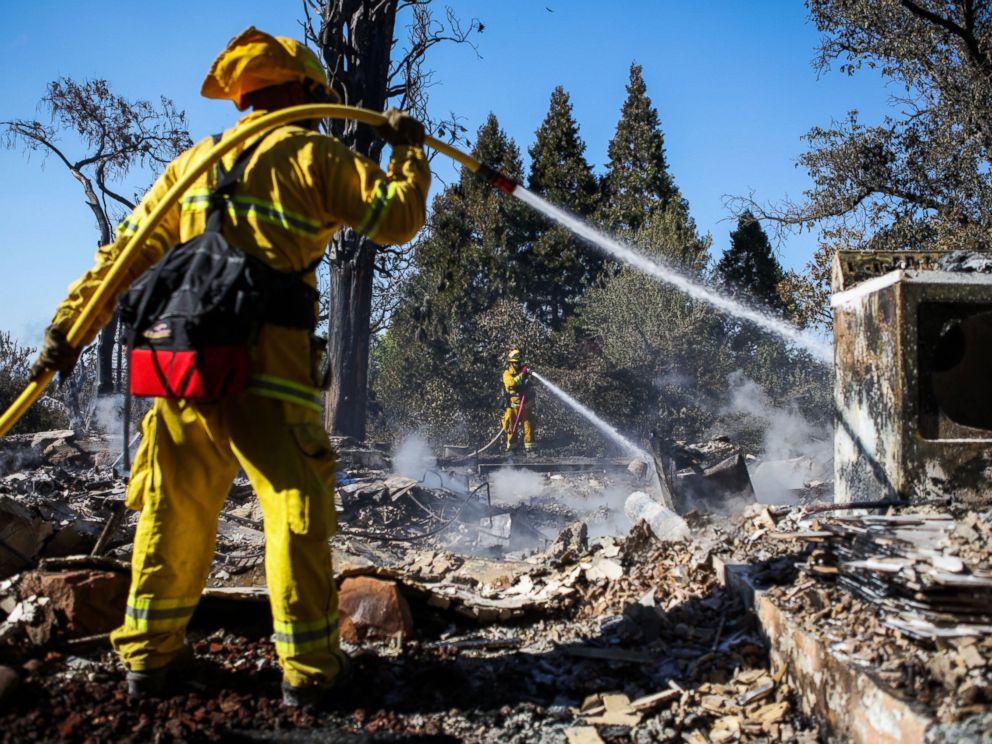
119, 134, 318, 401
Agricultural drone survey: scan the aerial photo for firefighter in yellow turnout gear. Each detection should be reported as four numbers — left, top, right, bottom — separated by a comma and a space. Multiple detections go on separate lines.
501, 348, 536, 453
30, 28, 430, 706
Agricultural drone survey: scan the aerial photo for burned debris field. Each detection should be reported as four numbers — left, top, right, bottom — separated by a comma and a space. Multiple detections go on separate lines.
0, 390, 990, 743
5, 2, 992, 742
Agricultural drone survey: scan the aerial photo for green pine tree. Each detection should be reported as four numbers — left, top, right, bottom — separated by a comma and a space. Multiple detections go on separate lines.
370, 115, 536, 442
600, 63, 679, 234
409, 114, 528, 332
524, 86, 602, 330
715, 212, 785, 311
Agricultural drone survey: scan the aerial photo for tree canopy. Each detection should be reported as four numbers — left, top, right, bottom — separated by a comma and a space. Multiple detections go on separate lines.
522, 87, 603, 330
715, 213, 785, 311
599, 63, 680, 234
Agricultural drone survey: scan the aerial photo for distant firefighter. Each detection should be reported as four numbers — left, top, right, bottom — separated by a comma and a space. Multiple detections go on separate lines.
501, 348, 536, 453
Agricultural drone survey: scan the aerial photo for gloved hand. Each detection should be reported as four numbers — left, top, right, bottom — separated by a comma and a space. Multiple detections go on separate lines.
375, 107, 425, 147
30, 326, 80, 381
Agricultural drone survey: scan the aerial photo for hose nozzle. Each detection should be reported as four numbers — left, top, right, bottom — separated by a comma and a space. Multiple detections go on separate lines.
476, 163, 517, 195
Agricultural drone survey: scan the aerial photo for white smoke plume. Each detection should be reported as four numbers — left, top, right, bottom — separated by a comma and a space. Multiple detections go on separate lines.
392, 433, 468, 493
392, 433, 437, 480
584, 483, 634, 538
722, 370, 832, 504
91, 394, 125, 440
489, 466, 545, 506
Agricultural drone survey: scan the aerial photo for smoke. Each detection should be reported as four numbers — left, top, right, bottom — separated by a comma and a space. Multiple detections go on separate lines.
392, 432, 469, 493
584, 483, 633, 538
90, 394, 125, 440
392, 433, 438, 480
655, 370, 693, 389
722, 370, 831, 504
489, 466, 545, 506
488, 466, 635, 539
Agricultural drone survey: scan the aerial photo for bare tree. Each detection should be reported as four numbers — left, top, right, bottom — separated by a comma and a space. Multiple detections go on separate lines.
3, 78, 191, 396
302, 0, 481, 439
729, 0, 992, 329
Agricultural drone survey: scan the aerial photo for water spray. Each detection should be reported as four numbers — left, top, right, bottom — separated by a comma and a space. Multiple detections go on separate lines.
473, 166, 831, 364
530, 370, 648, 460
512, 189, 833, 364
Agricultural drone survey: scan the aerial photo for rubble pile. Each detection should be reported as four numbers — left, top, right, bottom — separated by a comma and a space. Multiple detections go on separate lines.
766, 571, 992, 726
0, 518, 823, 743
332, 462, 638, 558
0, 426, 823, 743
649, 436, 757, 514
730, 507, 992, 731
0, 432, 129, 578
7, 427, 990, 741
807, 512, 992, 639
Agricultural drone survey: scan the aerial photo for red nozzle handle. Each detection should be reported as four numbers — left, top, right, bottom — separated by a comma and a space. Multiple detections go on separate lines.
477, 163, 517, 195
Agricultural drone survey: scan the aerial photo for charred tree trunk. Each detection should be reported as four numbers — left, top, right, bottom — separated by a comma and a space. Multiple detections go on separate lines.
318, 0, 396, 439
327, 233, 375, 437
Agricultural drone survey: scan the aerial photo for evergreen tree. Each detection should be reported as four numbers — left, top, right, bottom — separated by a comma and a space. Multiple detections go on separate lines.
370, 116, 534, 441
600, 63, 678, 234
715, 212, 785, 311
409, 114, 528, 336
524, 87, 602, 330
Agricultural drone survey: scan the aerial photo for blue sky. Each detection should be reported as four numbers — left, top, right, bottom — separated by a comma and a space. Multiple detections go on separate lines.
0, 1, 891, 346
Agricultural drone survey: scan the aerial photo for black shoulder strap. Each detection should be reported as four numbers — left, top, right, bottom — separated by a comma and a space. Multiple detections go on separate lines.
205, 132, 271, 232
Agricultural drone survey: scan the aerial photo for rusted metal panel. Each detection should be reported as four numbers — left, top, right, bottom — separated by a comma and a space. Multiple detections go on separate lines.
832, 270, 992, 504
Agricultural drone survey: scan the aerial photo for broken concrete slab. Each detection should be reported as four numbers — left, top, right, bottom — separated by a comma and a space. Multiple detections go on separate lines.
715, 556, 936, 743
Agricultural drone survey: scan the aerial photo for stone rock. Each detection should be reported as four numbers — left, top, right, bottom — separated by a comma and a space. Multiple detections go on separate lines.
29, 430, 76, 450
548, 522, 588, 565
17, 569, 129, 642
338, 576, 413, 643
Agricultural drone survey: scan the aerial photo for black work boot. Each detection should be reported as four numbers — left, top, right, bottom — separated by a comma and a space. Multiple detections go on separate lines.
126, 643, 194, 698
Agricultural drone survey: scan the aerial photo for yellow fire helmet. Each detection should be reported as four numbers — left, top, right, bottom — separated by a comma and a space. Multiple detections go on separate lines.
201, 27, 339, 110
507, 348, 522, 363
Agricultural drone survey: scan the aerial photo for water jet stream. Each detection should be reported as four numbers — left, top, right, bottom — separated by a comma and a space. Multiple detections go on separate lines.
530, 371, 648, 460
512, 187, 833, 365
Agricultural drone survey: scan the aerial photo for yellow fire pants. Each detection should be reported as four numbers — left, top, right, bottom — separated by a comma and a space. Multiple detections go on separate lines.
110, 389, 344, 689
501, 403, 536, 451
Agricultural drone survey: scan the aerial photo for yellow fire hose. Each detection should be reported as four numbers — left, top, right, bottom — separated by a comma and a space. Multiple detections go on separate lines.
0, 103, 516, 438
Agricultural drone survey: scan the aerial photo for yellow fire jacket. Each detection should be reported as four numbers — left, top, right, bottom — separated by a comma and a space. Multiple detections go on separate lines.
51, 110, 430, 398
503, 366, 530, 408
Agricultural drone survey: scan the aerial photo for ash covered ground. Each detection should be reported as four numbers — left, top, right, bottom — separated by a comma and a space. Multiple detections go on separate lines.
0, 430, 988, 742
